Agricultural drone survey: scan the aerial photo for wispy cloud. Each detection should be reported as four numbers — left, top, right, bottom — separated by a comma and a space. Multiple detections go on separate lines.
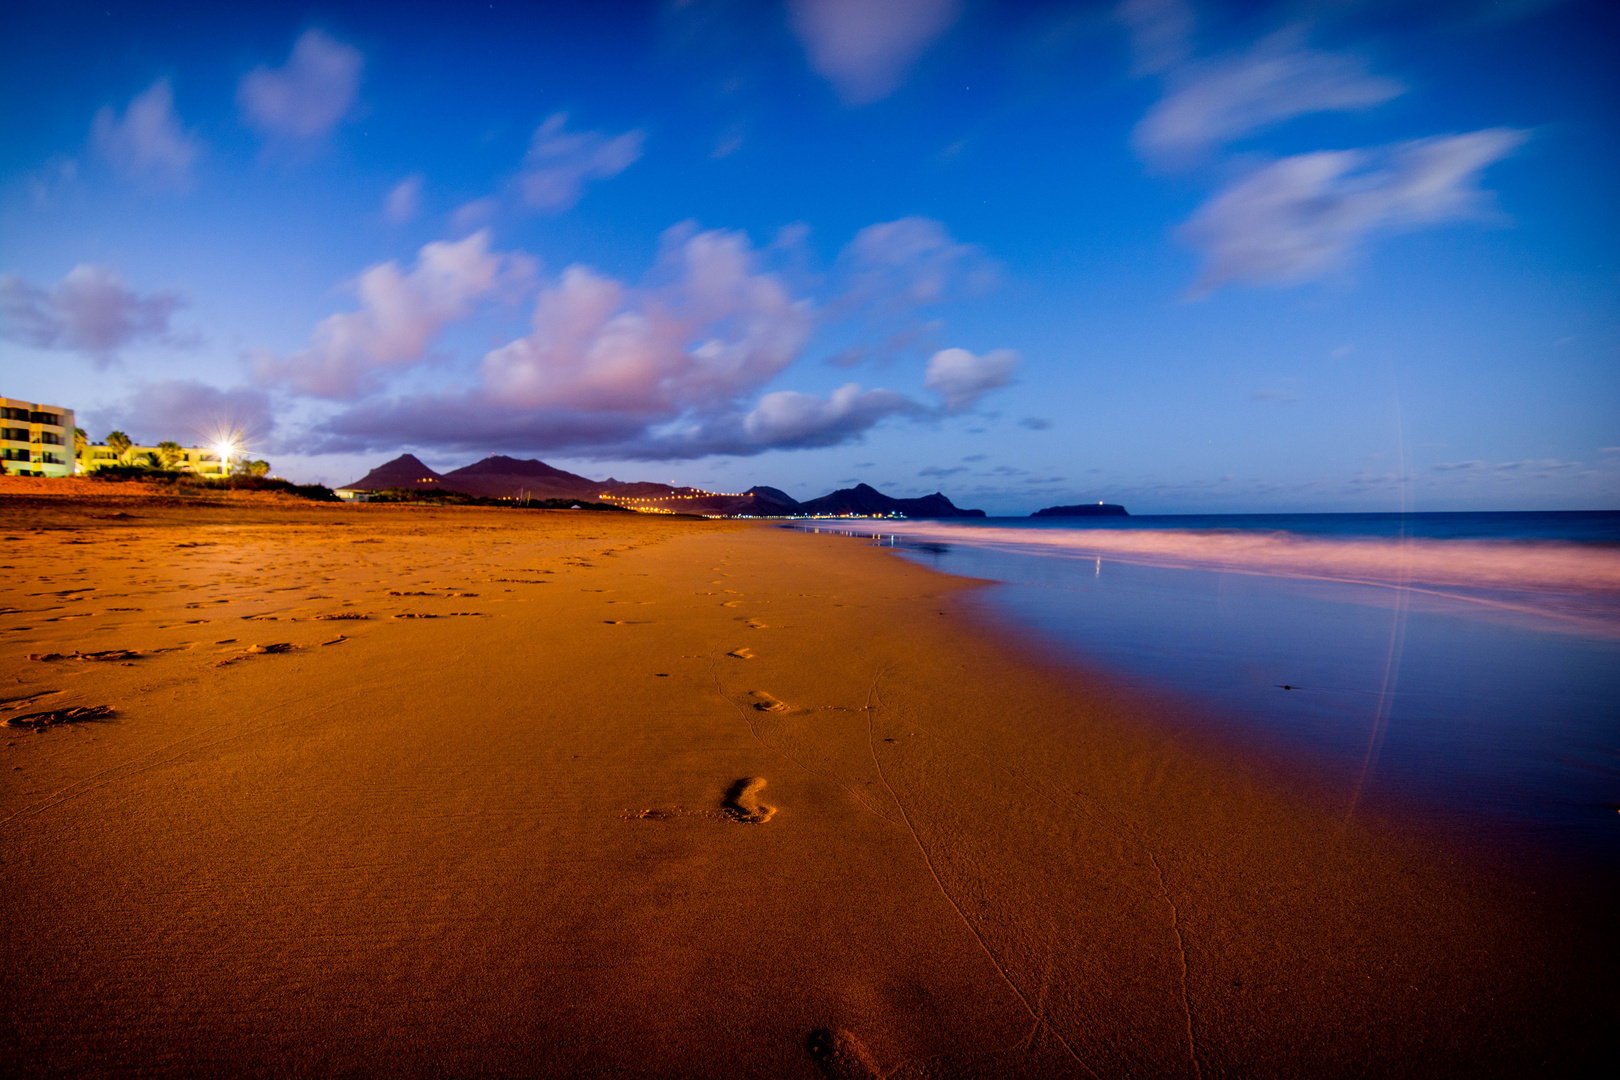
827, 217, 997, 368
238, 30, 364, 140
788, 0, 962, 105
1432, 458, 1583, 475
1134, 27, 1404, 168
254, 230, 533, 398
518, 114, 644, 212
1019, 417, 1051, 430
1180, 128, 1527, 293
1, 265, 186, 364
1117, 5, 1529, 297
383, 175, 424, 224
91, 79, 201, 188
1115, 0, 1194, 77
837, 216, 995, 310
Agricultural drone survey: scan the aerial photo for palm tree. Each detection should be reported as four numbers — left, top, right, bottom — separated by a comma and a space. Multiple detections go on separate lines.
73, 427, 88, 473
156, 441, 183, 470
106, 431, 132, 465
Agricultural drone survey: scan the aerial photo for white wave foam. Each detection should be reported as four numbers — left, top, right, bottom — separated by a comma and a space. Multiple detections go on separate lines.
800, 523, 1620, 626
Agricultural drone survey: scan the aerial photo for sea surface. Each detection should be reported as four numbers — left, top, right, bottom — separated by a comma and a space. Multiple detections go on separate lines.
791, 512, 1620, 866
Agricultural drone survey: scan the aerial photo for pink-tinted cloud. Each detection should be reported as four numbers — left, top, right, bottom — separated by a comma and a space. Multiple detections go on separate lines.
91, 79, 201, 187
482, 227, 810, 413
254, 230, 533, 398
316, 226, 933, 459
0, 265, 185, 364
789, 0, 962, 105
518, 114, 644, 212
238, 30, 364, 140
295, 219, 1016, 460
1180, 128, 1527, 293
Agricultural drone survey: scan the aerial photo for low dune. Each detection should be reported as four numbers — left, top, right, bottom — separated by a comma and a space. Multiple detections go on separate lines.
0, 491, 1609, 1077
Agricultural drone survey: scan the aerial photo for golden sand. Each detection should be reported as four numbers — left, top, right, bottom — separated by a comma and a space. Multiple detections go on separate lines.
0, 489, 1608, 1077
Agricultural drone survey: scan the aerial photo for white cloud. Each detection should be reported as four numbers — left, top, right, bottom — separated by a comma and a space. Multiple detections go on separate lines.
91, 79, 201, 187
788, 0, 962, 105
1135, 27, 1404, 166
238, 29, 363, 140
383, 175, 423, 224
518, 114, 644, 212
255, 230, 532, 398
741, 383, 918, 447
0, 265, 185, 363
924, 346, 1018, 412
1180, 128, 1527, 293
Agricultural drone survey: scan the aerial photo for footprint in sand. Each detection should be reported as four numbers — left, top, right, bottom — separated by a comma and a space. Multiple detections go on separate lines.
5, 705, 115, 730
748, 690, 785, 712
806, 1028, 882, 1079
722, 777, 776, 823
727, 647, 754, 660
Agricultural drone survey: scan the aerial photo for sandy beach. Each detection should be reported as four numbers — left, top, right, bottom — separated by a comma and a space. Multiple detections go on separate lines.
1, 487, 1610, 1078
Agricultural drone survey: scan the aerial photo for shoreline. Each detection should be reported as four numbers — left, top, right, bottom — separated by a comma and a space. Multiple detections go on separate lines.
1, 494, 1611, 1077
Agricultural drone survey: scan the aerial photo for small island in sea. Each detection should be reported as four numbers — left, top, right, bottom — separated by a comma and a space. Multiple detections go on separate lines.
1031, 502, 1129, 517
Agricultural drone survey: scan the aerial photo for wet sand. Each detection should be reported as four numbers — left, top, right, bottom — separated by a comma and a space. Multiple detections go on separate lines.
0, 488, 1610, 1077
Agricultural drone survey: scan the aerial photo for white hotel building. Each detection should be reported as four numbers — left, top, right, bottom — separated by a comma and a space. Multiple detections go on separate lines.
0, 396, 75, 478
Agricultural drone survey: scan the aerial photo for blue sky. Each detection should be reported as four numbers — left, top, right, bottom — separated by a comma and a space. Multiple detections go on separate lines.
2, 0, 1615, 513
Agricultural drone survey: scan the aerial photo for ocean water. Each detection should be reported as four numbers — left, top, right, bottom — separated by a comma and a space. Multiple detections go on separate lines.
791, 513, 1620, 865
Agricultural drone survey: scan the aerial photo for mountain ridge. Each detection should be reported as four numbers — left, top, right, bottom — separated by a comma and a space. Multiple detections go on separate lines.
340, 455, 985, 517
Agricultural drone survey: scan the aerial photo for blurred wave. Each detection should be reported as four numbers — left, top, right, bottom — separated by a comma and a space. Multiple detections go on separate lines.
801, 522, 1620, 633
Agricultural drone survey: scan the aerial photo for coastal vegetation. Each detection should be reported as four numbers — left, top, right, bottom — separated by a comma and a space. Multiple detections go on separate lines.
360, 487, 632, 511
82, 466, 339, 501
